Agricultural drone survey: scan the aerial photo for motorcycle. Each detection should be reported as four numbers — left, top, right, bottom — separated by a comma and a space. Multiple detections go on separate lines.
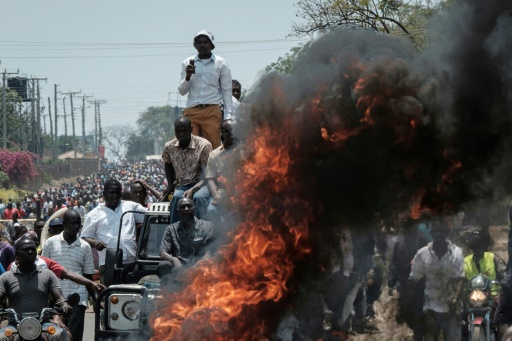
0, 293, 79, 340
466, 273, 499, 341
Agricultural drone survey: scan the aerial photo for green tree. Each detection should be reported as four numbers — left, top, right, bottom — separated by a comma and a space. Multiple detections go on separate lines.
265, 45, 304, 74
291, 0, 445, 49
136, 105, 177, 141
0, 88, 30, 149
125, 134, 155, 162
121, 105, 186, 162
55, 135, 75, 155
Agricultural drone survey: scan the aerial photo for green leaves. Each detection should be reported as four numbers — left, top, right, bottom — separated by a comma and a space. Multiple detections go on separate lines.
291, 0, 445, 49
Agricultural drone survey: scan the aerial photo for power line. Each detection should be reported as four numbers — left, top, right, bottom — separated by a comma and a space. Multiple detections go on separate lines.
0, 47, 296, 59
0, 38, 305, 46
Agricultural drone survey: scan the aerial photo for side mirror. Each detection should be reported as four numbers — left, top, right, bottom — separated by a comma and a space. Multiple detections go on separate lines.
67, 293, 80, 307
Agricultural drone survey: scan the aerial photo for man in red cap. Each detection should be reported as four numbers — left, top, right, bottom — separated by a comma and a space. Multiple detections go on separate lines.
178, 29, 233, 149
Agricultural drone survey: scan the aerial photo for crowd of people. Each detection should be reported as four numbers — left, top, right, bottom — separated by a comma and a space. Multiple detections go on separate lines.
0, 159, 164, 220
0, 29, 242, 341
0, 29, 511, 341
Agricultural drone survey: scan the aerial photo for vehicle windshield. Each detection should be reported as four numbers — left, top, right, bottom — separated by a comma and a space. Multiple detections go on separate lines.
139, 216, 168, 259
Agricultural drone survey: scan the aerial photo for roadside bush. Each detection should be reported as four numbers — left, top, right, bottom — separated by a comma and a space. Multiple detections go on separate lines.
0, 149, 39, 187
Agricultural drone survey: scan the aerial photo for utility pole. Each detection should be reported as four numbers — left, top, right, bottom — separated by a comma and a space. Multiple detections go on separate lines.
36, 80, 44, 157
93, 100, 98, 153
77, 95, 92, 156
18, 101, 23, 149
97, 100, 106, 147
47, 97, 53, 158
61, 90, 81, 158
62, 97, 68, 136
90, 99, 106, 153
26, 77, 46, 156
1, 69, 19, 149
54, 84, 58, 160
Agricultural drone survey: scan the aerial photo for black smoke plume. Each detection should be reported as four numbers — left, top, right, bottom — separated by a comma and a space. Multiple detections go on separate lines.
151, 1, 512, 339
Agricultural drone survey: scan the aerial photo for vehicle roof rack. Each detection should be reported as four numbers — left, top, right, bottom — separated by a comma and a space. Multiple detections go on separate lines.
146, 202, 170, 215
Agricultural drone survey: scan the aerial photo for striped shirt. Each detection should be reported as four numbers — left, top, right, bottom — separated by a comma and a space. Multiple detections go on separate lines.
42, 233, 94, 306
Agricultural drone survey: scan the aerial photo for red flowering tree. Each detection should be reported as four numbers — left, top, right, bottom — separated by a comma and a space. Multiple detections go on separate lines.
0, 149, 39, 187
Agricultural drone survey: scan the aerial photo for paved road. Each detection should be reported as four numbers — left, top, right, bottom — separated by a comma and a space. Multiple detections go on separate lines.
83, 306, 95, 341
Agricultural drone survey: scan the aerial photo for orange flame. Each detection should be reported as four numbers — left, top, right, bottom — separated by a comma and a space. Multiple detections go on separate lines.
320, 127, 361, 143
151, 123, 312, 340
410, 189, 428, 219
354, 73, 387, 124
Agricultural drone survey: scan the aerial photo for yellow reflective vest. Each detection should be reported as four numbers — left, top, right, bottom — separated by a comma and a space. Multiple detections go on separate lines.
464, 252, 497, 294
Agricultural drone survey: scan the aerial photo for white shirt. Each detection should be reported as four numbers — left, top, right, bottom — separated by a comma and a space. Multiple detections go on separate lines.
73, 205, 87, 218
410, 240, 465, 313
178, 53, 233, 115
43, 201, 52, 215
42, 233, 94, 306
225, 96, 240, 120
81, 200, 147, 266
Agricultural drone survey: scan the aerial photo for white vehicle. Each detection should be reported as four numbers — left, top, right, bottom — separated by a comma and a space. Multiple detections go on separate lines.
95, 203, 169, 341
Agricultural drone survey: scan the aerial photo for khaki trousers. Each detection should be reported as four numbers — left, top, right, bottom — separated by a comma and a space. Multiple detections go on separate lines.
183, 105, 222, 149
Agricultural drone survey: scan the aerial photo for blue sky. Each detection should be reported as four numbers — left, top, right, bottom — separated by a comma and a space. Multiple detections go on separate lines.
0, 0, 306, 133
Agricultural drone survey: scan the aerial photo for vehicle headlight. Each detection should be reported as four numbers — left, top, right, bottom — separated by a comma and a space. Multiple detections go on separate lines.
469, 289, 487, 308
107, 290, 143, 330
19, 317, 41, 340
122, 300, 141, 321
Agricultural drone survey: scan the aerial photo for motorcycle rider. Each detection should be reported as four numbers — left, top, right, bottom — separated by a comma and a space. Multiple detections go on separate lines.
0, 238, 72, 340
462, 227, 506, 340
463, 228, 506, 294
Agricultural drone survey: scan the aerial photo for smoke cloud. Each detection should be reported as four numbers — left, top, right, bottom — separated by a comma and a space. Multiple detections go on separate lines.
151, 0, 512, 339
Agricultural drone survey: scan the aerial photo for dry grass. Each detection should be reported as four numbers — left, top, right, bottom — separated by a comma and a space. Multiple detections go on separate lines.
0, 188, 26, 203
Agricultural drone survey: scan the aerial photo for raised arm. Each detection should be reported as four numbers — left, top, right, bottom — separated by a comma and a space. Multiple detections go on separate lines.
134, 179, 162, 200
62, 268, 105, 293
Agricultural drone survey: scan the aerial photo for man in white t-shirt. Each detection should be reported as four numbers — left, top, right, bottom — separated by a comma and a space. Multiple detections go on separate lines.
81, 179, 147, 284
408, 220, 465, 341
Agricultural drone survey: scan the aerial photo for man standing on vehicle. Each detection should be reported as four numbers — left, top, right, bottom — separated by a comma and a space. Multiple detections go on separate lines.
178, 30, 233, 149
163, 117, 211, 223
206, 119, 239, 224
43, 209, 95, 341
408, 219, 465, 341
0, 238, 72, 340
81, 179, 147, 284
158, 197, 214, 285
226, 80, 242, 120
